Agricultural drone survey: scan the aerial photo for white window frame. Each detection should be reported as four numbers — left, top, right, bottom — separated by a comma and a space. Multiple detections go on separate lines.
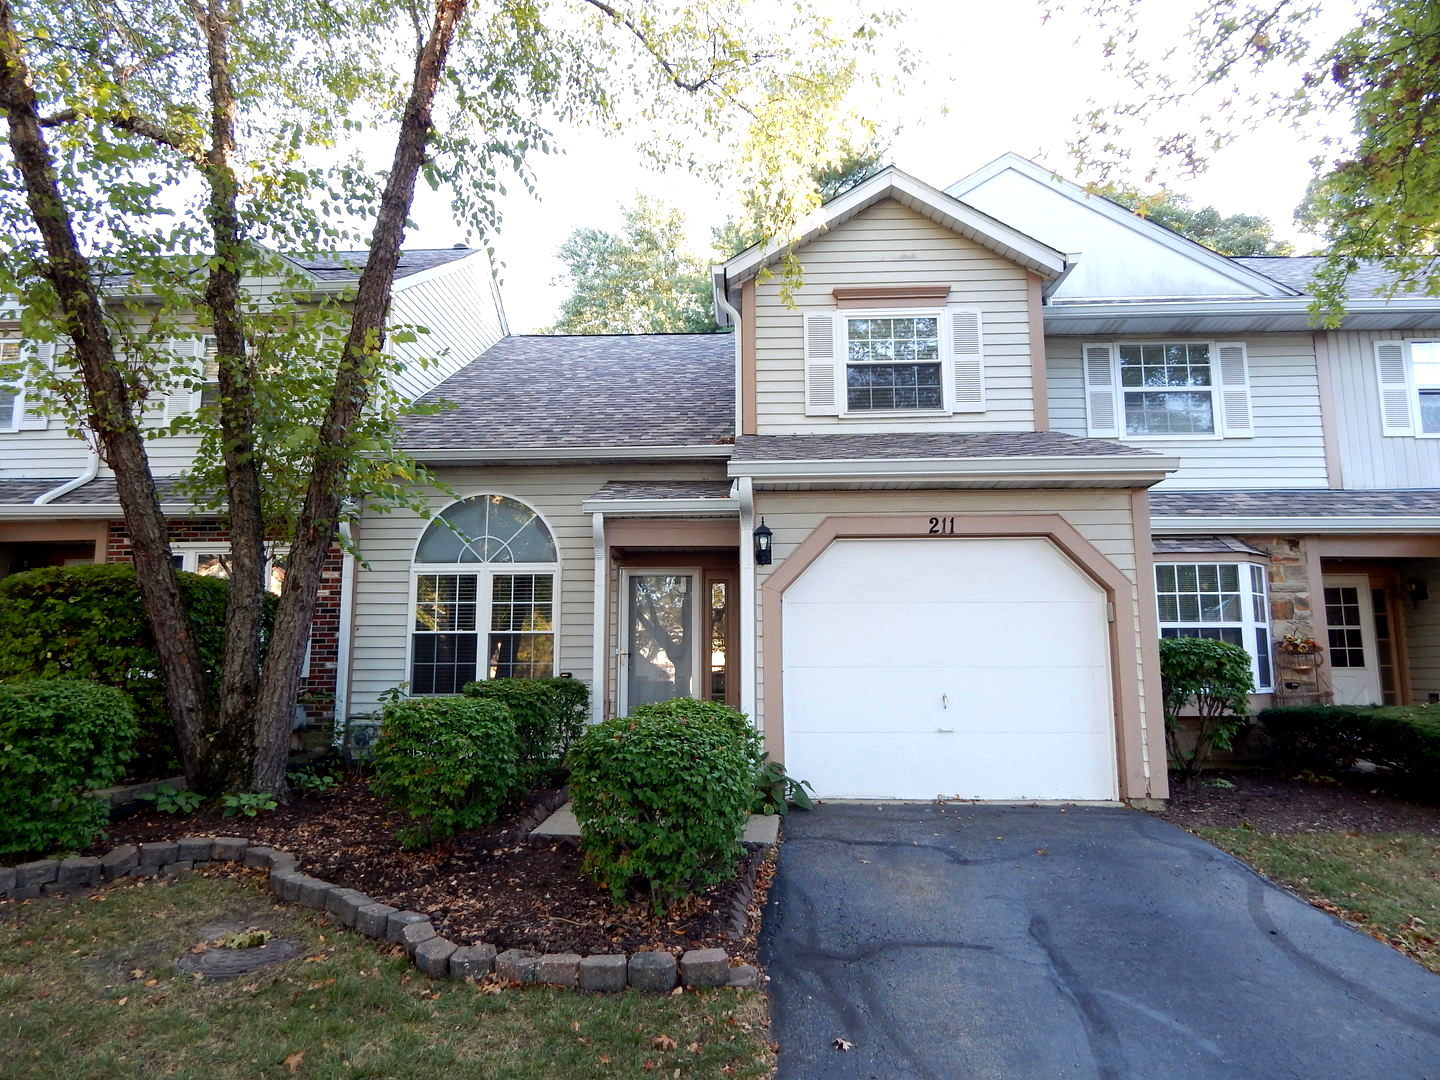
407, 563, 560, 695
1389, 338, 1440, 438
838, 307, 951, 417
617, 566, 704, 716
172, 542, 308, 676
1114, 341, 1224, 441
1155, 561, 1272, 691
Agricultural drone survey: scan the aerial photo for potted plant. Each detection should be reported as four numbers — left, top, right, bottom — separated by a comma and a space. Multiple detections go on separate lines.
1277, 632, 1324, 672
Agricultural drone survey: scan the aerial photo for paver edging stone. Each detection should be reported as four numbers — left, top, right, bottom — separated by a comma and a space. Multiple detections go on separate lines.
0, 838, 758, 992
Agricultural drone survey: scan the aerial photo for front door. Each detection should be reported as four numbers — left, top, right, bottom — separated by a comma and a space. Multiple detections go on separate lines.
1323, 575, 1384, 705
620, 571, 700, 713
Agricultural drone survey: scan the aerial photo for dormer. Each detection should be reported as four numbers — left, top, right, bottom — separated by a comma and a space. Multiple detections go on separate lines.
714, 167, 1068, 437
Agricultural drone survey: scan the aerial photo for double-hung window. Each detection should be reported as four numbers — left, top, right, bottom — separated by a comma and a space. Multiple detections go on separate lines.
845, 314, 944, 411
1084, 340, 1252, 439
1375, 339, 1440, 436
410, 495, 558, 695
0, 340, 23, 431
1155, 562, 1272, 690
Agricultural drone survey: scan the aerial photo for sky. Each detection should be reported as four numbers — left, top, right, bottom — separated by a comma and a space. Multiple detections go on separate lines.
398, 0, 1360, 333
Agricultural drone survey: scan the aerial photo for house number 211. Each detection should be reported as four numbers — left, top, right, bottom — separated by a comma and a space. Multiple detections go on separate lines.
927, 517, 956, 535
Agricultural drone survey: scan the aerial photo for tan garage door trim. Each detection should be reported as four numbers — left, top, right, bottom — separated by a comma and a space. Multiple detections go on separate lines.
760, 512, 1150, 801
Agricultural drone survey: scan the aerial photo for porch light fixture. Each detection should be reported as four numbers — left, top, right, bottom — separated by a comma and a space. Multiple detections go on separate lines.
1405, 576, 1429, 606
753, 518, 773, 566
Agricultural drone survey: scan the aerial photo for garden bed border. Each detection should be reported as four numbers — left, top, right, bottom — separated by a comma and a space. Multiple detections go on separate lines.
0, 836, 763, 992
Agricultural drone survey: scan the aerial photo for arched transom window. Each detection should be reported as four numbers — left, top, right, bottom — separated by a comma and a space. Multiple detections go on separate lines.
410, 495, 558, 694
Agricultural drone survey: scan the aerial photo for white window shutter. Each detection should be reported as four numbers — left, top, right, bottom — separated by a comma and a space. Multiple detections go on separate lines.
1083, 343, 1120, 438
18, 341, 51, 429
803, 311, 840, 416
160, 337, 204, 420
1214, 342, 1253, 437
1374, 340, 1414, 437
948, 307, 984, 413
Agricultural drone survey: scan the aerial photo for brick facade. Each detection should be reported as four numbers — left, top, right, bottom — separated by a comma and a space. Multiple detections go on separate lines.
105, 519, 343, 727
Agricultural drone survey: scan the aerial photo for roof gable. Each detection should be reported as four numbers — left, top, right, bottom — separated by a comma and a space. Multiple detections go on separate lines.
946, 154, 1297, 302
717, 166, 1067, 302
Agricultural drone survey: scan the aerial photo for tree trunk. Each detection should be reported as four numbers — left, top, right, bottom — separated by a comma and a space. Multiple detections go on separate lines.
194, 0, 267, 793
250, 0, 470, 793
0, 0, 212, 779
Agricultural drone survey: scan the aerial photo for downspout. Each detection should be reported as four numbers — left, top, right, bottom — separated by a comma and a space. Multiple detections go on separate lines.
591, 511, 607, 725
736, 476, 757, 726
332, 518, 358, 749
33, 443, 100, 505
713, 268, 742, 434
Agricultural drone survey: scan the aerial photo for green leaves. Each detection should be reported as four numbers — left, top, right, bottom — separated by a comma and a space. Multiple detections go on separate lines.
460, 676, 588, 787
367, 696, 521, 849
0, 679, 137, 856
1158, 636, 1256, 783
567, 699, 758, 912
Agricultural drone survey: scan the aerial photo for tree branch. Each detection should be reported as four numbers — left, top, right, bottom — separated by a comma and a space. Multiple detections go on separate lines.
38, 107, 204, 166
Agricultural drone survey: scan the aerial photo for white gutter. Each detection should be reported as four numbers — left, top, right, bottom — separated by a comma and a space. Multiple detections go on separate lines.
736, 476, 757, 726
1044, 296, 1440, 326
728, 454, 1180, 483
33, 445, 100, 505
332, 519, 358, 748
1152, 515, 1440, 535
590, 511, 607, 725
579, 498, 738, 516
0, 502, 195, 518
407, 444, 734, 465
713, 278, 742, 430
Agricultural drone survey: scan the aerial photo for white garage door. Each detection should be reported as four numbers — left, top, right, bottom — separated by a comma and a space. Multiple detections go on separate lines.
781, 537, 1116, 800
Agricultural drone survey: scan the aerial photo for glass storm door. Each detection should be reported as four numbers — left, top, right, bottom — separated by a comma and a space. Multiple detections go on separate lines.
1324, 575, 1384, 706
622, 572, 698, 712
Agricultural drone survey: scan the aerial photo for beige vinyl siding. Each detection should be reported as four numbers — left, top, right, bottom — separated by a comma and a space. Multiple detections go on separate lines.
753, 200, 1036, 434
749, 488, 1154, 781
1047, 334, 1327, 489
348, 461, 727, 716
1326, 329, 1440, 489
0, 428, 93, 481
388, 256, 507, 403
1402, 559, 1440, 703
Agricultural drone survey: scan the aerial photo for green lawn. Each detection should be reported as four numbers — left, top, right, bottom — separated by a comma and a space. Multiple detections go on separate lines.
1200, 828, 1440, 974
0, 872, 773, 1080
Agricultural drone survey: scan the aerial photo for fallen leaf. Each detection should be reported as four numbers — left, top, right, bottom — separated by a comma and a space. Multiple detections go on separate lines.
572, 1020, 581, 1032
283, 1050, 304, 1073
143, 978, 158, 987
1035, 849, 1048, 856
652, 1034, 677, 1052
833, 1038, 854, 1052
129, 969, 146, 980
117, 997, 128, 1006
598, 1056, 611, 1064
686, 1042, 701, 1054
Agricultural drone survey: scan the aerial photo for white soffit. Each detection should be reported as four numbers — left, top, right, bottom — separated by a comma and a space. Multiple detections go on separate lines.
946, 154, 1298, 303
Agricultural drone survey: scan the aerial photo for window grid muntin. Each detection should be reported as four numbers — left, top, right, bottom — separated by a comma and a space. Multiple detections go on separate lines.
1324, 585, 1367, 668
1411, 341, 1440, 434
1117, 342, 1218, 436
1155, 561, 1271, 691
0, 340, 22, 430
844, 313, 943, 412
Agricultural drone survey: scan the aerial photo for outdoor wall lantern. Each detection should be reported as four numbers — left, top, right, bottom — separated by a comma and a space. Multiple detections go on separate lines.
753, 518, 773, 566
1405, 576, 1429, 606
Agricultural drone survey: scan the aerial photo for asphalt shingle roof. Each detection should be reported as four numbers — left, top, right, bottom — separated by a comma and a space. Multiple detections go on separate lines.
285, 247, 475, 281
1149, 489, 1440, 517
400, 334, 735, 450
1233, 256, 1440, 300
589, 480, 734, 501
1152, 535, 1270, 556
0, 479, 70, 505
0, 477, 191, 508
731, 431, 1160, 462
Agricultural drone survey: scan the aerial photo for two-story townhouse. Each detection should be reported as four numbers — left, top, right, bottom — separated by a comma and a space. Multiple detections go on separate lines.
340, 155, 1440, 807
0, 245, 507, 731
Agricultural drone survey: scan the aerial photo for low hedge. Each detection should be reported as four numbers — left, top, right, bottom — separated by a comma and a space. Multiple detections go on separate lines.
0, 563, 274, 777
461, 677, 588, 785
0, 679, 138, 856
367, 696, 521, 848
1259, 704, 1440, 788
568, 699, 757, 910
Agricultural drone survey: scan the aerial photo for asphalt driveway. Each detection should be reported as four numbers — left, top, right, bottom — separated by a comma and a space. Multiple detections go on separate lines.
759, 803, 1440, 1080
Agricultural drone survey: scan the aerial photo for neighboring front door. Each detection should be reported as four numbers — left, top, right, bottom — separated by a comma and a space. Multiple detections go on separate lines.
1323, 575, 1384, 705
620, 570, 699, 713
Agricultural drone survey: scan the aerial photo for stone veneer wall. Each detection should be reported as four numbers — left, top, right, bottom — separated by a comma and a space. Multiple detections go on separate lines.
105, 519, 344, 727
1239, 535, 1331, 699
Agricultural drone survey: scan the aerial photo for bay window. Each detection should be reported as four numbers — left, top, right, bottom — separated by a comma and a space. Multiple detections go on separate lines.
1155, 561, 1272, 691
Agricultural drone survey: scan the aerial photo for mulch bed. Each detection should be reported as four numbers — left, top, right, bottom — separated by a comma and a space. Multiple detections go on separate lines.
1154, 769, 1440, 835
94, 777, 766, 960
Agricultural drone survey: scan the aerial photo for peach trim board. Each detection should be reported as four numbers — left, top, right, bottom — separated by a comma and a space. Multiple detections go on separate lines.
832, 285, 952, 308
758, 512, 1153, 802
1312, 331, 1344, 488
1313, 536, 1440, 558
603, 518, 739, 549
1026, 273, 1050, 433
0, 519, 108, 562
1129, 489, 1167, 800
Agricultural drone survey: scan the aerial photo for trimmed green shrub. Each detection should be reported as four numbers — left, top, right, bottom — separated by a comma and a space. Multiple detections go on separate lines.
1159, 636, 1255, 783
0, 563, 273, 777
626, 698, 762, 763
461, 677, 588, 785
568, 702, 757, 911
368, 696, 520, 848
1259, 704, 1440, 789
0, 679, 138, 856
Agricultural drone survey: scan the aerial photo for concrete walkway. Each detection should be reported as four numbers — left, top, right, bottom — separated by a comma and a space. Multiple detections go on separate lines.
760, 802, 1440, 1080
